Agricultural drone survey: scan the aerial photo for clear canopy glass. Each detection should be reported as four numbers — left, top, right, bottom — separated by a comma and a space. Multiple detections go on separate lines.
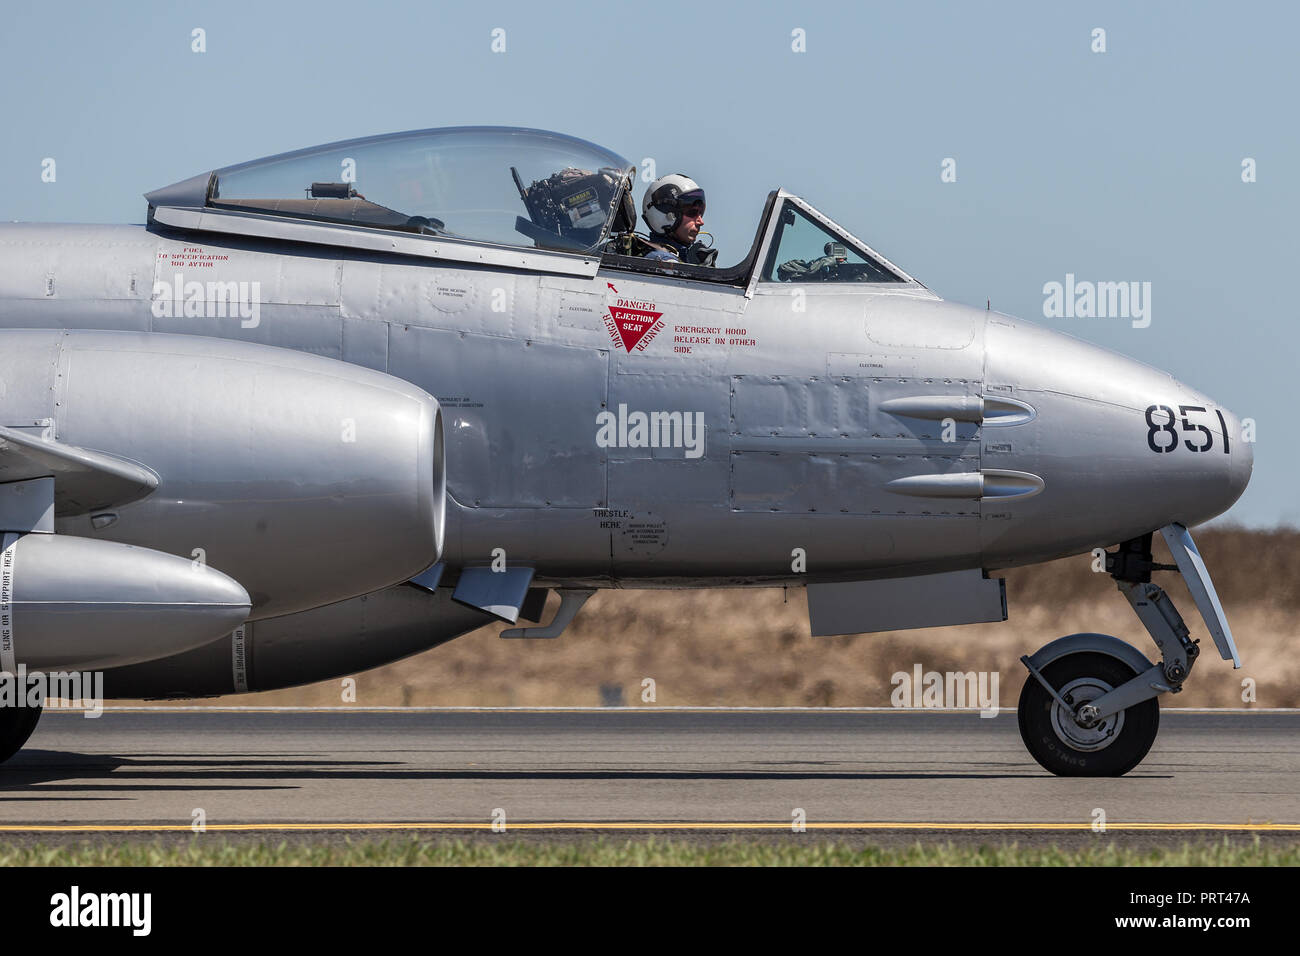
761, 200, 906, 283
209, 127, 634, 253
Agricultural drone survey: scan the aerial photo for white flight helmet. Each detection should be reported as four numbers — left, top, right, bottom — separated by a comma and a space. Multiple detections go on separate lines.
642, 174, 705, 237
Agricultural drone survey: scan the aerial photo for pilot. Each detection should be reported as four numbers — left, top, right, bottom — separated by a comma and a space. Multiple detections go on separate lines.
641, 174, 718, 267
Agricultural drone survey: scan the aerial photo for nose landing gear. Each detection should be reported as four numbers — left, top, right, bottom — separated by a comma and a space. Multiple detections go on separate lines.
1017, 524, 1239, 776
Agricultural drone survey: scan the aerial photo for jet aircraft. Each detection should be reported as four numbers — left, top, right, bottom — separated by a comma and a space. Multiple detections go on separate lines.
0, 127, 1251, 775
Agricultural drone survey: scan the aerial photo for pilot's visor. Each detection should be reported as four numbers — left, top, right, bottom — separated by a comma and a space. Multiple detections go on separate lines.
678, 188, 705, 210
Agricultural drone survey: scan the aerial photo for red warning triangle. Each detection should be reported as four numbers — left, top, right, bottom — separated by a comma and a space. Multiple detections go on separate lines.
607, 305, 663, 352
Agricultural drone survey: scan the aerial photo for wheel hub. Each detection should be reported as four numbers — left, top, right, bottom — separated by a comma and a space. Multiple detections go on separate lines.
1050, 677, 1124, 751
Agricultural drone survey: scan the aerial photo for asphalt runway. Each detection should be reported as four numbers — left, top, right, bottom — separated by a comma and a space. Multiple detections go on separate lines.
1, 709, 1296, 839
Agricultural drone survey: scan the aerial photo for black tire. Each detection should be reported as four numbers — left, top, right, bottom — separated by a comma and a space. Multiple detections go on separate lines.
0, 704, 43, 765
1018, 651, 1159, 777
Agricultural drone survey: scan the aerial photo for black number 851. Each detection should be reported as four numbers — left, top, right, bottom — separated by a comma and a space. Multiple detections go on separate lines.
1145, 404, 1231, 454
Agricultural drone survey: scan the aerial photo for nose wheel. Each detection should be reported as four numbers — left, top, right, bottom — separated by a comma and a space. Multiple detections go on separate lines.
1017, 652, 1159, 776
1015, 526, 1238, 776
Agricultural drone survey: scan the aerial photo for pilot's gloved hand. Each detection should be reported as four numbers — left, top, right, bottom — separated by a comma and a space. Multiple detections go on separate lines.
690, 244, 719, 268
806, 255, 838, 276
777, 258, 812, 281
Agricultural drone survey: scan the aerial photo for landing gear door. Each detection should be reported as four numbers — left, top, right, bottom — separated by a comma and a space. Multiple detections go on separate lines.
1159, 523, 1241, 667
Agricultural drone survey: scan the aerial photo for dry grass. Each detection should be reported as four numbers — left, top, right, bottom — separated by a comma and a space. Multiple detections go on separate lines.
135, 527, 1300, 710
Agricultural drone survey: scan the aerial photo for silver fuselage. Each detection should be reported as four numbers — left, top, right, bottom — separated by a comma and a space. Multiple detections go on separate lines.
0, 217, 1252, 696
0, 221, 1251, 596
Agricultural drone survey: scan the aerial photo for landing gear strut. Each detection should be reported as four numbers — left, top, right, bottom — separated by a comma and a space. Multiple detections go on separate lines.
1017, 525, 1237, 777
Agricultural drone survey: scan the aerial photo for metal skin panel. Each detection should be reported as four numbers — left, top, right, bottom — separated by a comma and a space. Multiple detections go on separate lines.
0, 219, 1250, 592
864, 296, 977, 350
728, 375, 982, 518
341, 314, 389, 372
343, 259, 533, 340
731, 375, 872, 439
0, 478, 54, 533
148, 230, 344, 356
0, 329, 60, 427
388, 326, 608, 510
603, 366, 731, 574
4, 533, 250, 671
716, 291, 986, 563
730, 451, 981, 516
808, 570, 1006, 636
455, 506, 613, 581
149, 231, 342, 308
0, 224, 156, 305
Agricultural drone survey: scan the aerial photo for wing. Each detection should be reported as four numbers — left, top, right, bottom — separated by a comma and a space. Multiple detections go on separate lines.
0, 424, 158, 516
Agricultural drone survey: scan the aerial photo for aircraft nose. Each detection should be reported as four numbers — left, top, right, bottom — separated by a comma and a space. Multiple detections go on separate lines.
981, 315, 1252, 563
1221, 406, 1254, 506
1086, 374, 1248, 532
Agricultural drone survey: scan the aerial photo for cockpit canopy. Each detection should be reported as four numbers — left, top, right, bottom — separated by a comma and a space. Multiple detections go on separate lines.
145, 126, 920, 288
147, 127, 636, 254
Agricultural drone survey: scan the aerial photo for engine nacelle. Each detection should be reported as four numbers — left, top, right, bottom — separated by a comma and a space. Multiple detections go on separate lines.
2, 533, 250, 671
0, 329, 444, 618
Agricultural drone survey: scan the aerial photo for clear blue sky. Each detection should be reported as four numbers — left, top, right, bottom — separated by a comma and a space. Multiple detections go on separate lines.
3, 0, 1295, 526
